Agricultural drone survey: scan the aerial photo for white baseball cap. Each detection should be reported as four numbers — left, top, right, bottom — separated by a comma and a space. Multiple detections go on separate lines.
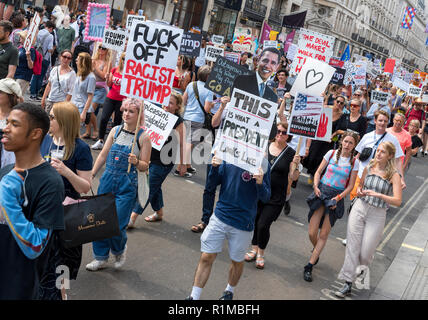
0, 78, 23, 98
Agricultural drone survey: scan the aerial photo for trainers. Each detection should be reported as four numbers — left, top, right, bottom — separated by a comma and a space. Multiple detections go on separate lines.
219, 290, 233, 300
173, 170, 193, 178
114, 247, 127, 269
342, 239, 347, 246
303, 265, 313, 282
334, 282, 352, 298
184, 296, 193, 300
91, 139, 104, 150
187, 167, 197, 174
86, 259, 108, 271
283, 201, 291, 216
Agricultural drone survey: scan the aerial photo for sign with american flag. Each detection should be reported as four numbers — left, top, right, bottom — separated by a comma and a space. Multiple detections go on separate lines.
287, 93, 323, 139
401, 7, 416, 29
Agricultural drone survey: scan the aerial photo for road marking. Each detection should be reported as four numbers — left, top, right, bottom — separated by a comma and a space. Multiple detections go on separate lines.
402, 227, 410, 231
336, 237, 345, 242
294, 221, 304, 226
185, 180, 195, 184
376, 251, 385, 256
401, 243, 425, 252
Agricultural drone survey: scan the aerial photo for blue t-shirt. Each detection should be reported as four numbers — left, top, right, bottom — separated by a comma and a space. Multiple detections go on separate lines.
183, 81, 213, 123
40, 135, 93, 199
14, 47, 36, 82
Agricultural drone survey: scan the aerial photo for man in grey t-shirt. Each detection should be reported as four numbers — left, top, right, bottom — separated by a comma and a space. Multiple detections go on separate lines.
0, 21, 18, 79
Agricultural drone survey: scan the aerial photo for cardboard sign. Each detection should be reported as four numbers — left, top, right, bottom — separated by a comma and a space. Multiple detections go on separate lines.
289, 28, 335, 75
329, 58, 344, 68
330, 67, 346, 85
384, 58, 395, 74
287, 92, 323, 139
353, 61, 366, 86
205, 45, 224, 62
24, 13, 41, 52
343, 61, 358, 85
315, 107, 332, 142
289, 57, 335, 97
102, 28, 127, 52
212, 34, 224, 45
371, 91, 391, 105
408, 85, 422, 97
224, 52, 241, 64
286, 43, 298, 61
142, 102, 178, 151
85, 3, 110, 41
263, 40, 278, 49
214, 88, 277, 174
179, 32, 202, 57
205, 56, 253, 97
392, 77, 410, 92
121, 21, 183, 105
127, 14, 146, 29
232, 27, 252, 52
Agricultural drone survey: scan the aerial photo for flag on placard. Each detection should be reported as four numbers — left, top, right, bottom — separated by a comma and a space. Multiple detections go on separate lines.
401, 7, 416, 29
340, 44, 350, 62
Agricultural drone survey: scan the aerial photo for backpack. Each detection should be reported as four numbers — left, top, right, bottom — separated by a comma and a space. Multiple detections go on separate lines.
33, 50, 43, 75
72, 34, 94, 72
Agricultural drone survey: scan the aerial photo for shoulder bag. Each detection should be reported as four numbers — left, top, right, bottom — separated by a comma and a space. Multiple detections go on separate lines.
359, 132, 386, 162
193, 81, 213, 130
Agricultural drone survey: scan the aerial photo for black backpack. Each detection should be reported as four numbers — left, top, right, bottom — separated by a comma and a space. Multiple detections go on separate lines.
72, 33, 94, 72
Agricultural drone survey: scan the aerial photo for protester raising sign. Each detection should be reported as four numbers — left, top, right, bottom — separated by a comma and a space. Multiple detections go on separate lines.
205, 45, 224, 62
142, 102, 178, 151
121, 21, 183, 106
212, 35, 224, 46
289, 28, 335, 75
205, 56, 253, 97
102, 28, 127, 52
179, 32, 202, 57
371, 91, 391, 105
287, 93, 323, 139
214, 88, 277, 174
408, 84, 422, 97
23, 13, 41, 51
85, 3, 110, 41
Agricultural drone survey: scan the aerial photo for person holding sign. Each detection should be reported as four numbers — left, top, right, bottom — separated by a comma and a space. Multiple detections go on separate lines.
14, 30, 36, 97
87, 98, 151, 271
173, 55, 193, 94
304, 132, 360, 282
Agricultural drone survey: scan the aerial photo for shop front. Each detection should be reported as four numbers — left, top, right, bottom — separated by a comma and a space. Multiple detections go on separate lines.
208, 0, 239, 41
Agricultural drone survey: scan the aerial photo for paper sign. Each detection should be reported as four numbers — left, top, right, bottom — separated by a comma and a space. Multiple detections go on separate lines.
343, 61, 358, 85
264, 40, 278, 49
289, 28, 335, 75
127, 14, 146, 29
286, 43, 298, 61
371, 91, 391, 105
24, 13, 41, 52
205, 45, 224, 62
232, 27, 252, 53
392, 77, 410, 92
85, 3, 110, 41
315, 107, 332, 142
384, 58, 395, 74
205, 56, 253, 97
214, 88, 277, 174
142, 102, 178, 151
121, 20, 183, 106
212, 34, 224, 45
224, 52, 241, 64
330, 67, 346, 85
353, 61, 367, 86
287, 92, 323, 139
329, 58, 344, 68
179, 32, 202, 57
289, 57, 336, 97
422, 94, 428, 103
102, 28, 127, 52
408, 85, 422, 97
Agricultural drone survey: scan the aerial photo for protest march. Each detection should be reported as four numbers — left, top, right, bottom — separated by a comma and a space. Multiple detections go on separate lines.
1, 1, 428, 305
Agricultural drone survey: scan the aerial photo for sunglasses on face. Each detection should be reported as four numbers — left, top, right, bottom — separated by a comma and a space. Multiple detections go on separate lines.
350, 104, 360, 108
277, 130, 287, 135
99, 47, 107, 50
336, 100, 345, 104
62, 55, 72, 60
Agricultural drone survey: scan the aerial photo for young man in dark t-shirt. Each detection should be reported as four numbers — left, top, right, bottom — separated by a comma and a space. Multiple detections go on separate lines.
0, 103, 64, 300
0, 20, 18, 79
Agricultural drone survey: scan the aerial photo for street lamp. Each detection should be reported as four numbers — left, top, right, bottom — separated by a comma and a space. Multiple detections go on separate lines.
170, 0, 179, 25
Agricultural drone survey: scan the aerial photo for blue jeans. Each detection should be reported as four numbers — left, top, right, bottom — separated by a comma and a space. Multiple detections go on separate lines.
133, 163, 174, 214
201, 164, 216, 225
30, 59, 49, 97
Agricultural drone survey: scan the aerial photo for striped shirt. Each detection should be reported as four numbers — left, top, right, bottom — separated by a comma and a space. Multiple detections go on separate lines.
361, 172, 393, 209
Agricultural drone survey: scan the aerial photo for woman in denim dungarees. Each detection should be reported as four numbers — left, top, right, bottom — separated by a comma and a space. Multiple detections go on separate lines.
86, 98, 151, 271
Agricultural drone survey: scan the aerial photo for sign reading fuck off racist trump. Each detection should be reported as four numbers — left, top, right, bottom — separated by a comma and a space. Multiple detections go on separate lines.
213, 88, 277, 174
121, 21, 183, 106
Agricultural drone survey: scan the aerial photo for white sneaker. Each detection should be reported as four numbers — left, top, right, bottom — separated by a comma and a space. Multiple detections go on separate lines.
91, 139, 104, 150
114, 247, 127, 269
342, 239, 347, 246
86, 259, 108, 271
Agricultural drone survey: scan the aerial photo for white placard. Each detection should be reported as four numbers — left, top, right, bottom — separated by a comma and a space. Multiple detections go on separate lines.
343, 61, 358, 85
353, 61, 367, 86
371, 91, 391, 105
24, 14, 41, 52
286, 43, 298, 61
121, 20, 183, 106
142, 102, 178, 151
127, 14, 146, 29
263, 40, 278, 49
205, 45, 224, 62
392, 76, 410, 92
422, 94, 428, 103
408, 85, 422, 97
289, 57, 336, 97
212, 34, 224, 45
214, 88, 277, 174
102, 28, 127, 52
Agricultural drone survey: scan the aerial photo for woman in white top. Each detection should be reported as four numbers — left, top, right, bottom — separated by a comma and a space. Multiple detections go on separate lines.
41, 49, 76, 113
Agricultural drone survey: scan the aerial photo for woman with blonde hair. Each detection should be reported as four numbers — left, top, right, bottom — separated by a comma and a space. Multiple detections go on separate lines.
335, 141, 402, 298
87, 98, 151, 271
68, 52, 96, 139
40, 101, 93, 300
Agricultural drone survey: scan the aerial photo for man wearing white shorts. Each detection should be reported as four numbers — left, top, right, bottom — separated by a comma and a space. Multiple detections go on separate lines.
186, 154, 271, 300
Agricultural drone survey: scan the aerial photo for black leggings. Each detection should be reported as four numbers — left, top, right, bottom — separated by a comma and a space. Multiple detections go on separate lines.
252, 202, 282, 250
98, 97, 123, 140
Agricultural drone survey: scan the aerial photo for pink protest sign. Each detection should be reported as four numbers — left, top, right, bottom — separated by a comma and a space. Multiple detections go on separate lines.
85, 3, 110, 42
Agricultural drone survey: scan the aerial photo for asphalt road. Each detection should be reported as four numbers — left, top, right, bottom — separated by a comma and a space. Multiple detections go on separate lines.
68, 139, 428, 300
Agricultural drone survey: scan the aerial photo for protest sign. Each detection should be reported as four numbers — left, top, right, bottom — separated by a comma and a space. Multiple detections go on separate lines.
289, 57, 335, 97
329, 67, 346, 85
371, 91, 391, 105
384, 58, 395, 74
127, 14, 146, 29
289, 28, 335, 75
205, 56, 253, 97
142, 102, 178, 151
286, 43, 298, 61
214, 88, 277, 174
179, 32, 202, 57
205, 45, 224, 62
102, 28, 127, 52
85, 3, 110, 41
224, 52, 241, 64
404, 72, 413, 83
353, 61, 367, 86
392, 76, 410, 92
212, 35, 224, 45
287, 92, 323, 139
121, 20, 183, 106
329, 57, 344, 68
343, 61, 358, 85
315, 107, 332, 142
263, 40, 278, 49
232, 27, 252, 52
408, 85, 422, 97
422, 94, 428, 104
24, 13, 41, 52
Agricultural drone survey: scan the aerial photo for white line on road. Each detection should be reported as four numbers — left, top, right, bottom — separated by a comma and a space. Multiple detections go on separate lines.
294, 221, 304, 226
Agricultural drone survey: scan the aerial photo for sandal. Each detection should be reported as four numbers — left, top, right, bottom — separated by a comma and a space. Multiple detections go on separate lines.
144, 212, 163, 222
81, 133, 91, 139
191, 222, 206, 233
127, 212, 139, 229
255, 254, 265, 269
244, 249, 257, 262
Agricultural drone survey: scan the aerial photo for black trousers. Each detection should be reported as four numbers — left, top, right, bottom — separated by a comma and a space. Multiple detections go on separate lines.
252, 202, 282, 250
98, 97, 123, 141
